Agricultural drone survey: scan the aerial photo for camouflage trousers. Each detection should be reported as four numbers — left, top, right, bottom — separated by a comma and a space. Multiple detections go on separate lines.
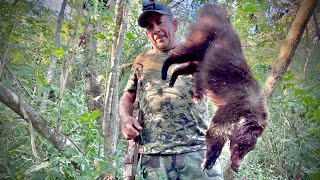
139, 150, 223, 180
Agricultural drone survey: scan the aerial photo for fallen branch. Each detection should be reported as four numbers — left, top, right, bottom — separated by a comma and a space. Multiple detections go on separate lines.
0, 82, 93, 168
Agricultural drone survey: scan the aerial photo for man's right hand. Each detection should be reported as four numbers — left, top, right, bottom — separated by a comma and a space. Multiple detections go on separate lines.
121, 115, 143, 140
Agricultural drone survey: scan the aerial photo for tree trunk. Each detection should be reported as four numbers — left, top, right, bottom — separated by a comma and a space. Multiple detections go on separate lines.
110, 0, 130, 154
40, 0, 67, 111
103, 0, 129, 158
77, 1, 106, 160
263, 0, 318, 99
82, 21, 104, 114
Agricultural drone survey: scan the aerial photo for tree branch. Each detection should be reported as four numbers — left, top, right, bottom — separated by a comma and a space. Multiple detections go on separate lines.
263, 0, 319, 99
0, 82, 92, 168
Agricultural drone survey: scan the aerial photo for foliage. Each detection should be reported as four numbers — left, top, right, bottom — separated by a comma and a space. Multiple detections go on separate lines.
235, 59, 320, 179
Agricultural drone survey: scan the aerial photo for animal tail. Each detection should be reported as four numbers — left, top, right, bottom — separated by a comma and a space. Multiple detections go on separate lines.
192, 5, 230, 40
196, 4, 244, 64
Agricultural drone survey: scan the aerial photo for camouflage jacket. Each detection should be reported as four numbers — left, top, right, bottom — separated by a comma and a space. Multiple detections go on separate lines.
124, 49, 209, 154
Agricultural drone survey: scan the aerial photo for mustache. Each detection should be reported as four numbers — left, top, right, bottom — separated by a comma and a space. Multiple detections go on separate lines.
155, 35, 166, 40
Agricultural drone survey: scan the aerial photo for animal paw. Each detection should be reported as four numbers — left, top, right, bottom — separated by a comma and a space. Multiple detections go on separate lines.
201, 157, 215, 171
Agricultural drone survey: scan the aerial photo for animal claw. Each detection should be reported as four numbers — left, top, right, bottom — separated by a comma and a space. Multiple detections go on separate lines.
161, 73, 167, 80
169, 80, 174, 87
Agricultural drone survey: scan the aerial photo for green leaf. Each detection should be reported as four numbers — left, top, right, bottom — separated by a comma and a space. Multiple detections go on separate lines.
65, 146, 79, 155
93, 33, 106, 39
26, 17, 36, 24
55, 48, 64, 58
37, 75, 50, 87
91, 18, 97, 25
11, 52, 20, 62
126, 32, 136, 40
293, 89, 303, 96
282, 70, 294, 81
25, 161, 50, 174
285, 83, 295, 88
91, 110, 99, 120
310, 172, 320, 180
9, 34, 20, 43
83, 112, 90, 121
80, 17, 86, 23
78, 27, 83, 34
70, 155, 86, 164
315, 110, 320, 121
70, 155, 91, 170
102, 17, 112, 22
306, 85, 316, 93
259, 2, 269, 11
43, 49, 52, 56
47, 167, 63, 179
309, 128, 320, 135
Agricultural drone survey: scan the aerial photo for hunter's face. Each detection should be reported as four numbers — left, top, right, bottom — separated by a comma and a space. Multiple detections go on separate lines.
145, 14, 178, 51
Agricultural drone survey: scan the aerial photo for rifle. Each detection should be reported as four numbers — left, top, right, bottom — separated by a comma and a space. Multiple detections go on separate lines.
123, 64, 143, 180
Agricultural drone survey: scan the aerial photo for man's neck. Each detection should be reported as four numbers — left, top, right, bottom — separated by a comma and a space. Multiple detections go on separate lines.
152, 44, 178, 53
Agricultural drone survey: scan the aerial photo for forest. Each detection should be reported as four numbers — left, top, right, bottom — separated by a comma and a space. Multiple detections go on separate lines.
0, 0, 319, 179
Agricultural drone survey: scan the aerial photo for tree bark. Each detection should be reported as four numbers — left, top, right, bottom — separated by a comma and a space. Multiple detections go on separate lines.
81, 0, 105, 117
82, 22, 104, 114
28, 120, 41, 162
263, 0, 318, 99
103, 0, 130, 159
110, 0, 130, 153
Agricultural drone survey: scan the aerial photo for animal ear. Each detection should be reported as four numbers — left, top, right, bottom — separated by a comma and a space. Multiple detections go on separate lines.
251, 126, 263, 137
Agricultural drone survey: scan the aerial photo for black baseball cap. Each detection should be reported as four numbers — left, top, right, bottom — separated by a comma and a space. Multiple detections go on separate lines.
138, 2, 173, 28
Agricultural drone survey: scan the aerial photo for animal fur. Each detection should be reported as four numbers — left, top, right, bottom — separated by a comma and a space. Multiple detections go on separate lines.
161, 4, 269, 172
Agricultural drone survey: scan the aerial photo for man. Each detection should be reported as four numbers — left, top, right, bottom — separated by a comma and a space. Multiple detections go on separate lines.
119, 2, 223, 179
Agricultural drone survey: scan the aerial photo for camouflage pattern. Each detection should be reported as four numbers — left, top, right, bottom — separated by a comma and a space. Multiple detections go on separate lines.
124, 49, 209, 154
140, 150, 223, 179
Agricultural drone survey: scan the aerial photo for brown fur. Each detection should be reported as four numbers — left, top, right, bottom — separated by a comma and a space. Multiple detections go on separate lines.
161, 4, 268, 172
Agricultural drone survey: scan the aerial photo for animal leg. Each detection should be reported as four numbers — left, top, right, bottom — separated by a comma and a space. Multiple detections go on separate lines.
201, 106, 234, 170
161, 20, 215, 80
162, 51, 201, 81
168, 61, 198, 87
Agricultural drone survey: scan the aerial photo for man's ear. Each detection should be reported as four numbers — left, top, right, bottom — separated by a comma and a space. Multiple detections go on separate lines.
173, 19, 178, 32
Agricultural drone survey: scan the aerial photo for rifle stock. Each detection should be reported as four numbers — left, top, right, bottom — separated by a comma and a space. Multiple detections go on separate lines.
124, 63, 143, 180
123, 109, 141, 180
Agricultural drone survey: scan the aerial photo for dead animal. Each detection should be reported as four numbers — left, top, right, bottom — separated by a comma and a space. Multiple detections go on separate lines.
161, 4, 269, 172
